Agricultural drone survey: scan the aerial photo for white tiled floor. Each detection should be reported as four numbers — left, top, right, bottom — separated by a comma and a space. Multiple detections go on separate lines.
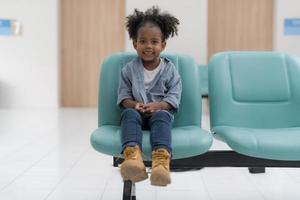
1, 102, 300, 200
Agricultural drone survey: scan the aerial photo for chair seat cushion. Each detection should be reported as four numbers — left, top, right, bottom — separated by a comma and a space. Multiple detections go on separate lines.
213, 126, 300, 160
91, 125, 212, 160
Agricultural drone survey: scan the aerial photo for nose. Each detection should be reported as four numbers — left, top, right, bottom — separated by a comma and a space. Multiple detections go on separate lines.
145, 41, 152, 48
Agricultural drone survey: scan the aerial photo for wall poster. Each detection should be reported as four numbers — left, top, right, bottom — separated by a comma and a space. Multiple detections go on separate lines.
0, 19, 22, 36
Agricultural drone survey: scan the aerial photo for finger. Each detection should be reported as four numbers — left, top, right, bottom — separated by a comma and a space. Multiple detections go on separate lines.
142, 105, 148, 109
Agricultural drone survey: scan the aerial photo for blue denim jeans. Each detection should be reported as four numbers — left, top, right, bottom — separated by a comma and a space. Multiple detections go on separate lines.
121, 108, 173, 153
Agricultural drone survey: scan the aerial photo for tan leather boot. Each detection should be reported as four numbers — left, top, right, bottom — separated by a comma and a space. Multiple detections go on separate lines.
120, 146, 148, 183
150, 148, 171, 186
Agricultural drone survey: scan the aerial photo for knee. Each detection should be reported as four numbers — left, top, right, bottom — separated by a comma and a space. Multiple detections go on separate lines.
121, 108, 141, 121
150, 110, 172, 122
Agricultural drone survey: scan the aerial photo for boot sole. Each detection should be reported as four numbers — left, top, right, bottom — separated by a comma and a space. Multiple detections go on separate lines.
150, 173, 171, 187
121, 165, 148, 183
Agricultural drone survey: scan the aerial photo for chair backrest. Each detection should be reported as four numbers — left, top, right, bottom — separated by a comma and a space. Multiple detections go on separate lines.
199, 64, 208, 96
98, 52, 202, 128
209, 51, 300, 129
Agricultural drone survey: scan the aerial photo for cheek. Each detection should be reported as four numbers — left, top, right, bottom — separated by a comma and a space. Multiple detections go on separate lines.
155, 46, 164, 52
134, 45, 142, 51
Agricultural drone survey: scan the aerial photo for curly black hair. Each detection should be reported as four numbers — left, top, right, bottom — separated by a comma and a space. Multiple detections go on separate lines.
126, 6, 179, 41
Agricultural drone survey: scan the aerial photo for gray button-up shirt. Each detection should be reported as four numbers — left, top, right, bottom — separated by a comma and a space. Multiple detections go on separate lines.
117, 56, 182, 113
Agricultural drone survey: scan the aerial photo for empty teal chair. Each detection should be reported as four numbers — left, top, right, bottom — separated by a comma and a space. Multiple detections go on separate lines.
90, 52, 213, 199
208, 51, 300, 161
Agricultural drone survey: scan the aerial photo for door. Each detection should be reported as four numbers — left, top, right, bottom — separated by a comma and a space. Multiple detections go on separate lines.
60, 0, 125, 106
207, 0, 273, 60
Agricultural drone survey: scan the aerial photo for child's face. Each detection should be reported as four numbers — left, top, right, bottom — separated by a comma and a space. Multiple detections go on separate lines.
133, 24, 166, 67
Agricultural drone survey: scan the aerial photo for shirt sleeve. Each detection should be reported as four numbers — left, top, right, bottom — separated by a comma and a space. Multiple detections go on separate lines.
163, 65, 182, 112
117, 67, 133, 108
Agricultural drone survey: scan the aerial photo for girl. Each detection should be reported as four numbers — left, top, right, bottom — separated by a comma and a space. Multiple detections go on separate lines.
117, 6, 181, 187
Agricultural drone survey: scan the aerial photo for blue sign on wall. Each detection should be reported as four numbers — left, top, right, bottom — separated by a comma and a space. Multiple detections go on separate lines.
284, 18, 300, 36
0, 19, 12, 35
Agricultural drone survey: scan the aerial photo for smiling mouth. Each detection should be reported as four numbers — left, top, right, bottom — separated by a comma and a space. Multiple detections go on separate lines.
143, 51, 153, 56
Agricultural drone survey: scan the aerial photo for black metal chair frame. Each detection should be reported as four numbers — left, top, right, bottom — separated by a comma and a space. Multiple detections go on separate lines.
114, 150, 300, 200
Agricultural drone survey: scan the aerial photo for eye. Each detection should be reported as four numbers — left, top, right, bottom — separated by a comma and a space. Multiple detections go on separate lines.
139, 39, 146, 44
151, 40, 159, 45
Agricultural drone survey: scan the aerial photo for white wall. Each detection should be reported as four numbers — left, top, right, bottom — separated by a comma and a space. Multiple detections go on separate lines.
273, 0, 300, 57
0, 0, 58, 108
125, 0, 207, 64
0, 0, 299, 108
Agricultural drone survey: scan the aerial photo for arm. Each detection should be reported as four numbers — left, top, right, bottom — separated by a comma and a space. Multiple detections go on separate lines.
122, 98, 146, 113
162, 65, 182, 112
117, 68, 134, 108
121, 98, 138, 109
143, 101, 172, 113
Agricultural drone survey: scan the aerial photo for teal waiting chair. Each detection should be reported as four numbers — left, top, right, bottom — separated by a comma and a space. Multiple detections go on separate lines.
208, 51, 300, 172
90, 52, 213, 200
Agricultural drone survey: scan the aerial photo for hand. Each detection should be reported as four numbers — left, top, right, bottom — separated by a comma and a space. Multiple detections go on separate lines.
135, 102, 145, 113
143, 102, 162, 114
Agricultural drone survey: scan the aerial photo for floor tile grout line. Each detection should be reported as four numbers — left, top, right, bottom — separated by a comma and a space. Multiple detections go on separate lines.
199, 170, 216, 200
241, 168, 268, 200
0, 131, 62, 162
98, 176, 110, 200
43, 146, 90, 200
99, 165, 123, 200
0, 140, 34, 161
0, 144, 59, 192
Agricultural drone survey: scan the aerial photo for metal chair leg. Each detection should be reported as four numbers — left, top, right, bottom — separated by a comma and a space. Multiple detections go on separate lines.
248, 167, 266, 174
123, 180, 136, 200
131, 182, 136, 200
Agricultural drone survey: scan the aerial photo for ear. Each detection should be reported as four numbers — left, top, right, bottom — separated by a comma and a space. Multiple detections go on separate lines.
162, 40, 166, 50
133, 40, 137, 50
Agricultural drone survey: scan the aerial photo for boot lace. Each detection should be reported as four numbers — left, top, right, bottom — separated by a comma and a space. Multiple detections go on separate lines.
152, 151, 169, 169
124, 147, 138, 160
